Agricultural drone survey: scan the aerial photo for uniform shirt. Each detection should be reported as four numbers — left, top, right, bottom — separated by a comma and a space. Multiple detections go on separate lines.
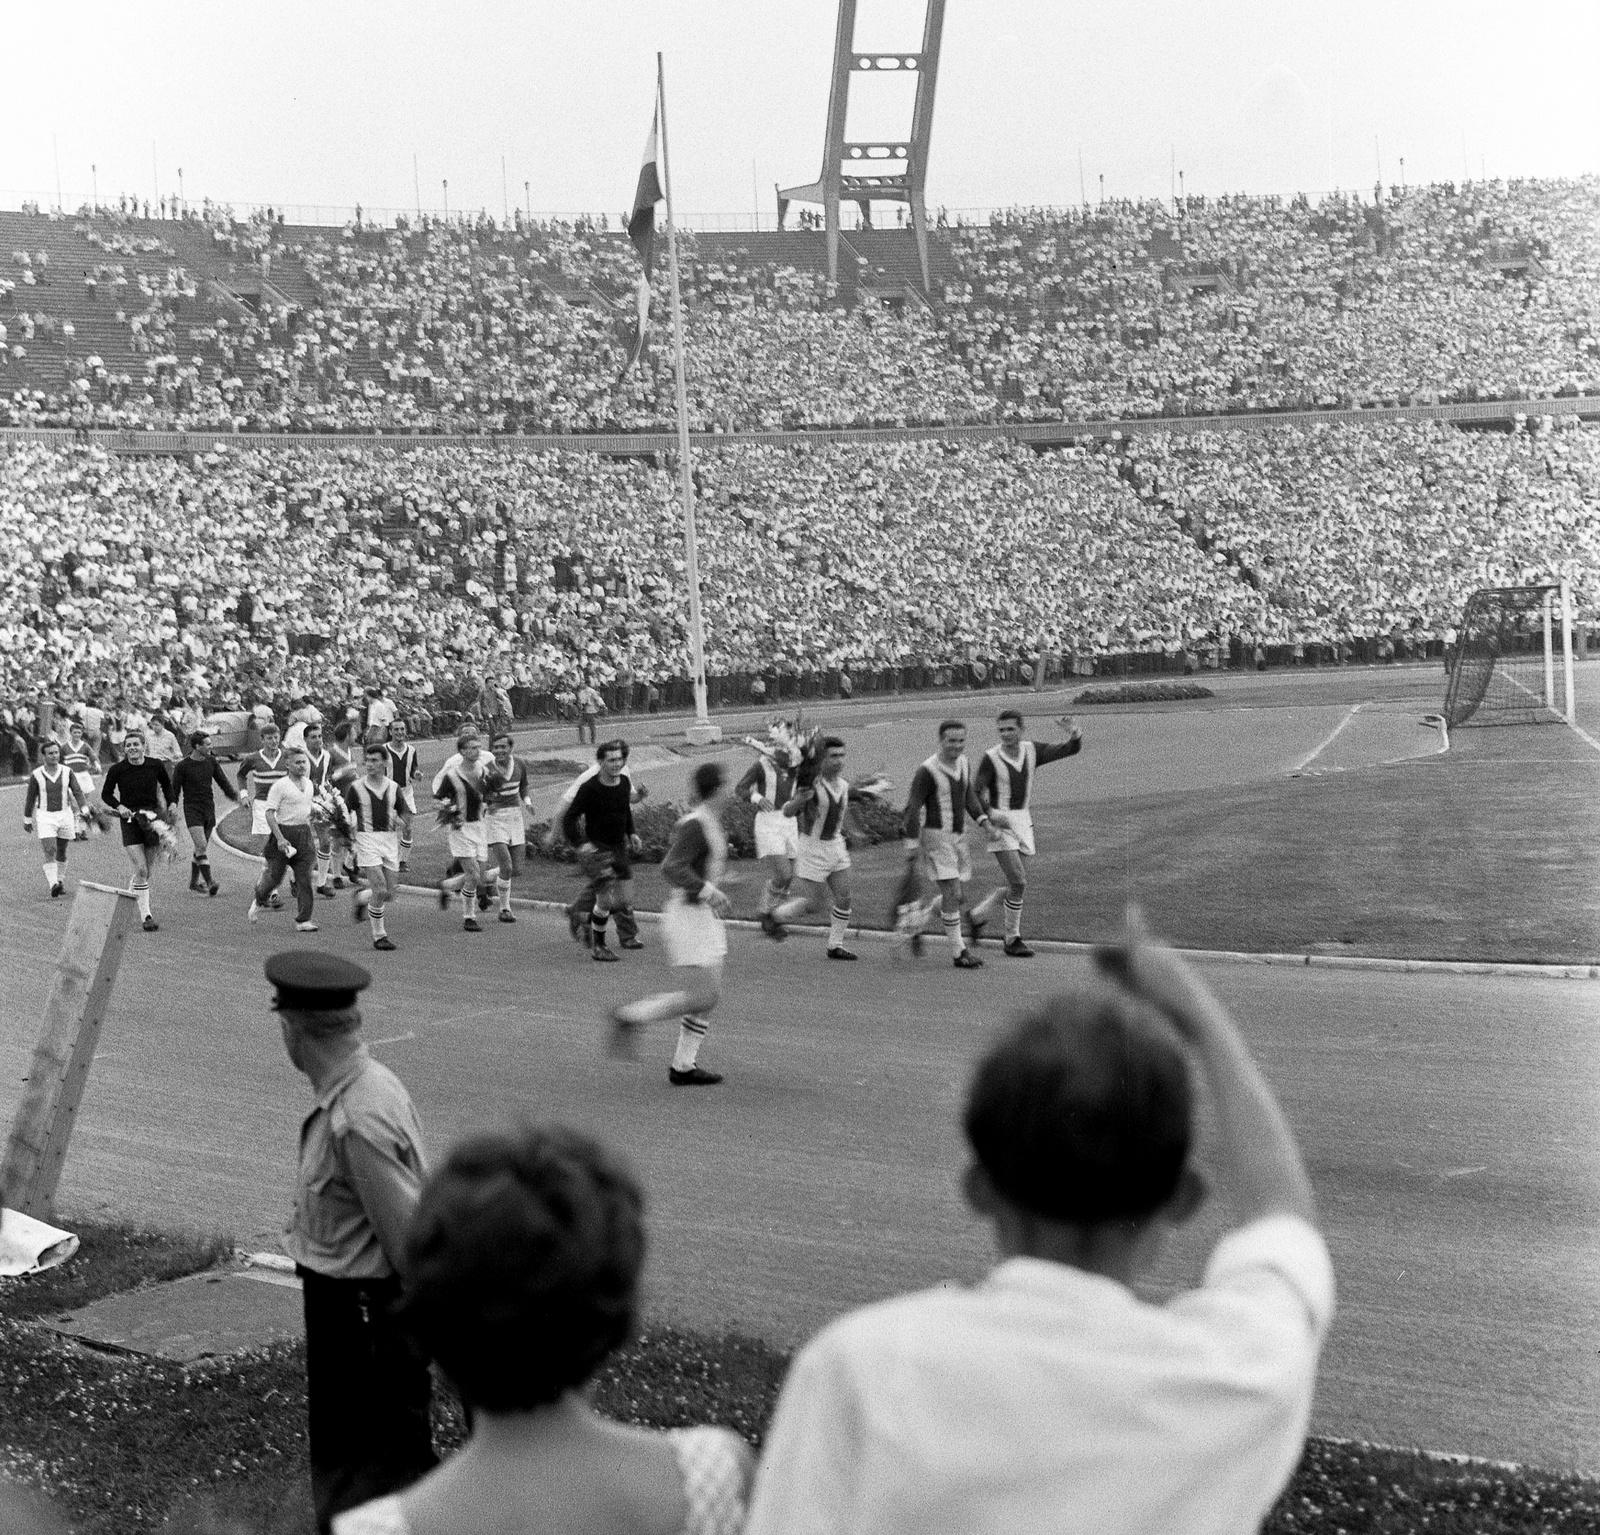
383, 741, 420, 792
304, 746, 351, 793
284, 1047, 429, 1280
436, 762, 485, 823
901, 754, 983, 838
266, 774, 316, 827
792, 775, 850, 842
661, 803, 728, 902
25, 764, 78, 817
736, 754, 799, 809
101, 758, 173, 815
554, 762, 634, 817
562, 773, 635, 848
170, 757, 238, 820
62, 741, 96, 779
345, 777, 401, 833
745, 1216, 1335, 1535
974, 738, 1082, 813
239, 746, 288, 803
481, 756, 530, 812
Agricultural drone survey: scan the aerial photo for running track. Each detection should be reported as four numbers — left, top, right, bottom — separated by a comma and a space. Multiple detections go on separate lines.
0, 759, 1596, 1474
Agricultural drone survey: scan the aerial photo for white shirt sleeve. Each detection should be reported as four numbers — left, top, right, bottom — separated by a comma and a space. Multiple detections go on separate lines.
1201, 1214, 1336, 1342
743, 1330, 862, 1535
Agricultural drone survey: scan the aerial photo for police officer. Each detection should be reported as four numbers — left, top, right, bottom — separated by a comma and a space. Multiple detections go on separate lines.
270, 951, 437, 1533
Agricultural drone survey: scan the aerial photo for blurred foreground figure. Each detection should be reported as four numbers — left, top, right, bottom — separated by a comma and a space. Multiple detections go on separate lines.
746, 908, 1334, 1535
334, 1123, 753, 1535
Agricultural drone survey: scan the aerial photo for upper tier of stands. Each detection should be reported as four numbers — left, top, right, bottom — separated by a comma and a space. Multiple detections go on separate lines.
5, 178, 1595, 434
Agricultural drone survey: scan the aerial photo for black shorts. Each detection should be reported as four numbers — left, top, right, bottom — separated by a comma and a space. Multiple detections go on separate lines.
581, 843, 633, 886
184, 813, 216, 838
120, 817, 158, 848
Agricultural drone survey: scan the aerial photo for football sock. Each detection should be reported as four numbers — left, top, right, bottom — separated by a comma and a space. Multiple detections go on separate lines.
198, 857, 213, 885
672, 1015, 709, 1072
1005, 895, 1025, 940
944, 911, 965, 957
368, 903, 387, 938
592, 913, 610, 945
316, 852, 331, 886
497, 876, 512, 912
829, 905, 851, 949
55, 836, 68, 863
134, 880, 151, 920
42, 860, 57, 890
400, 830, 413, 856
460, 886, 476, 917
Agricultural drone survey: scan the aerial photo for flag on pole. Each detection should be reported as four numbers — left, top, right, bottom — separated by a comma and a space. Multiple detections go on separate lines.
620, 98, 664, 378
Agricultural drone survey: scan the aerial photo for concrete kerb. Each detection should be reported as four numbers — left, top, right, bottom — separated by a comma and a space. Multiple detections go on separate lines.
207, 830, 1600, 982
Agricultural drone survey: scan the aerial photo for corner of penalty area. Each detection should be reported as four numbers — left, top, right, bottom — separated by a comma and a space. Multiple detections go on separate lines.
0, 880, 139, 1264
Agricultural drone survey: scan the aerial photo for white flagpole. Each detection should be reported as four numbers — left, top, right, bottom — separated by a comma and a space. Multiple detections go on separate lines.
657, 52, 719, 742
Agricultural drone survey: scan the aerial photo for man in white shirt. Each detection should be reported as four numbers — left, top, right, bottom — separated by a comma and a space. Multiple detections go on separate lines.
745, 907, 1334, 1535
250, 748, 319, 932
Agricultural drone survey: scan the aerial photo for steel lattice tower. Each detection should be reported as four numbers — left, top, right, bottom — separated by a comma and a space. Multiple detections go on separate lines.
777, 0, 946, 293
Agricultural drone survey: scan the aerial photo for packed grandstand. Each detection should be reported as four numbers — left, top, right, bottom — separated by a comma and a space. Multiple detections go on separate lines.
1, 177, 1596, 731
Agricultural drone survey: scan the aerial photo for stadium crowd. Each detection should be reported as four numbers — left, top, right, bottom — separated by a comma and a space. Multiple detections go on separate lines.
2, 418, 1592, 751
4, 177, 1596, 433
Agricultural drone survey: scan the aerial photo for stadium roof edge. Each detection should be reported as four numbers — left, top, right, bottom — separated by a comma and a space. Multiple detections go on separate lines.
2, 395, 1595, 456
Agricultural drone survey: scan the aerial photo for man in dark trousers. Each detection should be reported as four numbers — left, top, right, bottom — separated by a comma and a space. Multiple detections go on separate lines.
561, 739, 642, 962
271, 952, 436, 1533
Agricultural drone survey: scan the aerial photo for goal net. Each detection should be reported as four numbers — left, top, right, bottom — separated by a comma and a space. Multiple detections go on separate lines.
1443, 584, 1573, 728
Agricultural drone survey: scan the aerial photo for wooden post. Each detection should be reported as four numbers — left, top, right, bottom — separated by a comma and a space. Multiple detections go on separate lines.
1, 882, 138, 1220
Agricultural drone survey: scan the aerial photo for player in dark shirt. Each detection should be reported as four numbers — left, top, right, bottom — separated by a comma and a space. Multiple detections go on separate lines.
561, 740, 641, 962
169, 730, 240, 896
101, 730, 175, 931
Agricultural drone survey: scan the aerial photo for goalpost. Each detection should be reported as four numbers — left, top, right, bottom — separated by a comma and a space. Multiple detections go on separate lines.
1443, 580, 1577, 729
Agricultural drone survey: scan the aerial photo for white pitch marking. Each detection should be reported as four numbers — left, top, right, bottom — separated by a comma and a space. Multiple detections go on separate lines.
1289, 703, 1365, 775
1441, 1165, 1489, 1179
368, 1031, 416, 1047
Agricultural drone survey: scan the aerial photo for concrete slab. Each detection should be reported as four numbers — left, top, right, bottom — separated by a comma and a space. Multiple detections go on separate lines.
45, 1266, 303, 1362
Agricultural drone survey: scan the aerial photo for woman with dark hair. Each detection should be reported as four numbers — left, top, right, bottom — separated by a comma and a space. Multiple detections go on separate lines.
333, 1124, 752, 1535
608, 761, 733, 1086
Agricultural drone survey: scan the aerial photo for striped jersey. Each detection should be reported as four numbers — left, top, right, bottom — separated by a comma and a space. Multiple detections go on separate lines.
736, 754, 799, 808
974, 737, 1082, 813
344, 777, 401, 833
902, 754, 982, 838
239, 747, 288, 803
304, 747, 353, 793
384, 741, 420, 789
25, 765, 77, 816
437, 763, 485, 823
482, 757, 529, 812
797, 775, 850, 842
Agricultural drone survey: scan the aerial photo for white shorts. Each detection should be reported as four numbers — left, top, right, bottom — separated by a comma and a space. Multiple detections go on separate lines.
986, 808, 1036, 857
754, 809, 799, 861
483, 807, 526, 847
353, 831, 400, 872
447, 821, 490, 861
72, 771, 98, 800
661, 891, 727, 968
34, 808, 77, 842
795, 836, 850, 884
250, 800, 271, 837
396, 787, 418, 816
921, 829, 972, 884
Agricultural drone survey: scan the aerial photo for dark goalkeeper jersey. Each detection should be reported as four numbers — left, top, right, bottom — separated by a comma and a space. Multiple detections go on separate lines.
562, 775, 635, 848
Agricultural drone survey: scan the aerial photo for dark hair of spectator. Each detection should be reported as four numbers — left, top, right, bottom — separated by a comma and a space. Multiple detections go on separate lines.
596, 738, 629, 762
690, 761, 725, 802
822, 736, 845, 752
400, 1123, 645, 1413
938, 719, 966, 738
963, 990, 1193, 1224
187, 730, 210, 749
997, 709, 1024, 726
